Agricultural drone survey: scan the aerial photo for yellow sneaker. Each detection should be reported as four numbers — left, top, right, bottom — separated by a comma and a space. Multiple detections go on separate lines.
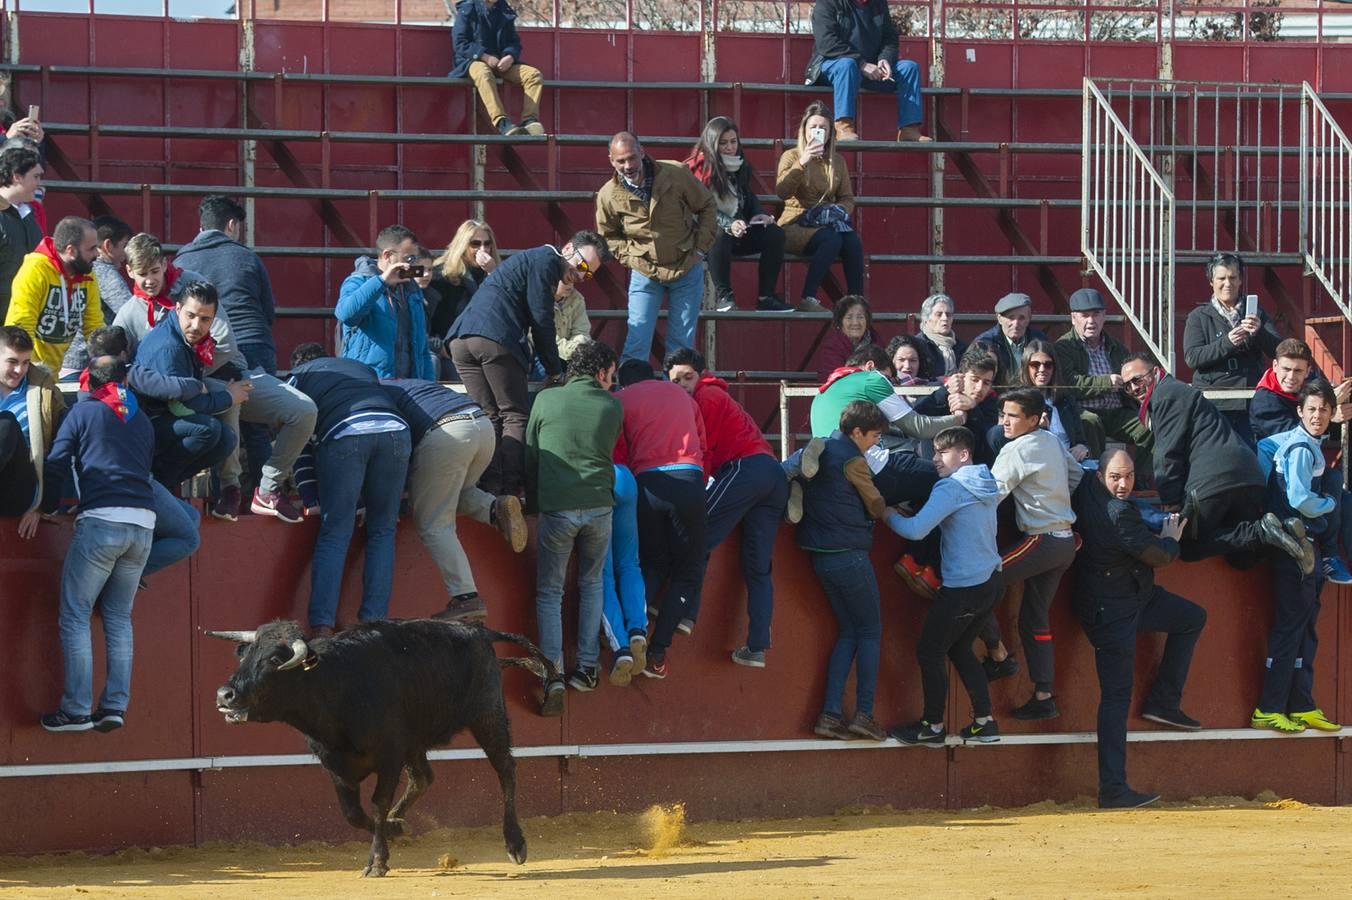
1289, 709, 1342, 732
1251, 709, 1306, 733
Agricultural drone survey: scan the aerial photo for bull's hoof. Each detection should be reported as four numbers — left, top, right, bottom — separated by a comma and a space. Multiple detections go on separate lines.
362, 862, 389, 877
507, 838, 527, 865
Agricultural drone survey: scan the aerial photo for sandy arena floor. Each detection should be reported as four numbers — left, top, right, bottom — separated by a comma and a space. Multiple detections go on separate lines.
2, 794, 1349, 898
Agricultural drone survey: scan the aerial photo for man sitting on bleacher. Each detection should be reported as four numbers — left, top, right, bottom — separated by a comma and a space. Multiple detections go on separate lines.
451, 0, 546, 137
804, 0, 929, 142
596, 132, 716, 367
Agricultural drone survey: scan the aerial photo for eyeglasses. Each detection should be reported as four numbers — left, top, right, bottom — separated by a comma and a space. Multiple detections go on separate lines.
470, 239, 493, 249
1029, 360, 1055, 370
573, 255, 594, 280
1125, 373, 1153, 388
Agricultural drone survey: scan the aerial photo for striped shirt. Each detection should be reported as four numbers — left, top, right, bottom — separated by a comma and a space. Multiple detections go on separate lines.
0, 375, 29, 438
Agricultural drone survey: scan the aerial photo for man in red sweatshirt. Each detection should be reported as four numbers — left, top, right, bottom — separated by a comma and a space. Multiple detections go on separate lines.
666, 347, 787, 668
615, 359, 707, 679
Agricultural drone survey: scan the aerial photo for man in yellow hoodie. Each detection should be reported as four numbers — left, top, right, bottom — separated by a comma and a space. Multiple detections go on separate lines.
4, 216, 101, 373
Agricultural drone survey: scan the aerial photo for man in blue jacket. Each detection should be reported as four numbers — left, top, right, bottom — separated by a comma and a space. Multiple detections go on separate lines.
135, 282, 251, 489
34, 355, 156, 733
446, 230, 606, 496
336, 224, 436, 382
451, 0, 545, 137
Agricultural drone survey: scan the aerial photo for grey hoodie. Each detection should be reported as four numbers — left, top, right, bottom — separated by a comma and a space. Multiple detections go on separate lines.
171, 229, 276, 351
884, 463, 1002, 588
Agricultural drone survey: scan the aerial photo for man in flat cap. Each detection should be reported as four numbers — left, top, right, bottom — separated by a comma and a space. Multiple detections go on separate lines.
973, 293, 1047, 387
1054, 287, 1153, 477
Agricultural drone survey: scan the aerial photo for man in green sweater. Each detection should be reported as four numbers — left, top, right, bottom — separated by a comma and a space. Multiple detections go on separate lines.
526, 339, 624, 715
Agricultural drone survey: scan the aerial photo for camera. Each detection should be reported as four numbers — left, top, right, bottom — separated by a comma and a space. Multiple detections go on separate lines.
403, 254, 427, 278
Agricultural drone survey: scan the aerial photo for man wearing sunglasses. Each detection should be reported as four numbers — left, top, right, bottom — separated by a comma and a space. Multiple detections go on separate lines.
1120, 351, 1310, 572
446, 231, 607, 497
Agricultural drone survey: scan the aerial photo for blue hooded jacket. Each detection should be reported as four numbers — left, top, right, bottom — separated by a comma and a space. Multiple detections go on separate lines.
884, 462, 1002, 587
335, 256, 436, 381
450, 0, 524, 78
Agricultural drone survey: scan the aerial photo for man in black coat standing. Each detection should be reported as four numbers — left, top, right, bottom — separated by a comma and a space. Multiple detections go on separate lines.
1120, 351, 1309, 571
445, 230, 606, 496
1073, 448, 1207, 809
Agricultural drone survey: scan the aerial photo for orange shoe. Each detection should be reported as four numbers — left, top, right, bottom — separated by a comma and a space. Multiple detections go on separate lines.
834, 117, 859, 142
894, 554, 940, 600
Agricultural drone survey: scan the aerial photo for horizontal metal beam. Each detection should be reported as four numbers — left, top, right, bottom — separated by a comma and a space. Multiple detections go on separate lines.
0, 728, 1338, 779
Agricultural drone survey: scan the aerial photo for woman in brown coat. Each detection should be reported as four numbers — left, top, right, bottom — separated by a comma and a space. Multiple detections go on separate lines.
775, 101, 863, 313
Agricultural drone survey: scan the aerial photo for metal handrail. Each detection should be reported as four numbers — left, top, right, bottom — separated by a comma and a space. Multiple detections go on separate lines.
1300, 81, 1352, 325
1082, 78, 1177, 374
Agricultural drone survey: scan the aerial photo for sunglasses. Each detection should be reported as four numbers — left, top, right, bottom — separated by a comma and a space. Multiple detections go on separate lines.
1029, 360, 1055, 370
470, 239, 493, 248
573, 255, 594, 281
1125, 373, 1153, 388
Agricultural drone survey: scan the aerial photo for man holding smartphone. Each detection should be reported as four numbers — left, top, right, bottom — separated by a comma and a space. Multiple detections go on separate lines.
336, 224, 436, 381
1182, 252, 1282, 445
803, 0, 929, 142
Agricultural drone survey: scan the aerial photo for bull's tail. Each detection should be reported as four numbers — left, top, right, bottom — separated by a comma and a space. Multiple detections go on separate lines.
488, 629, 559, 681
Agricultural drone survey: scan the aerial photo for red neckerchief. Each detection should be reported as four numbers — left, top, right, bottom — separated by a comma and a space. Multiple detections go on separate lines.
191, 333, 216, 369
1137, 370, 1161, 426
133, 263, 184, 327
1256, 367, 1298, 402
90, 381, 134, 422
78, 367, 90, 392
819, 365, 864, 393
34, 236, 94, 286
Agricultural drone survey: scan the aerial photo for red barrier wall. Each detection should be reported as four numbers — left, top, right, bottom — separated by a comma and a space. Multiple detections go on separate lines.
1, 511, 1347, 855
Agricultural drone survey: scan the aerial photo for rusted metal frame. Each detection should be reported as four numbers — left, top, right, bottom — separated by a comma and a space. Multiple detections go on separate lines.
243, 106, 365, 250
933, 111, 1070, 313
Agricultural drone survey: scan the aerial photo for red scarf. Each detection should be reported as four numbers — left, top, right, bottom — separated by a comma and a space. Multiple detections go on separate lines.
819, 365, 863, 393
90, 381, 135, 422
33, 236, 93, 286
191, 333, 216, 369
78, 367, 90, 393
133, 263, 184, 327
1137, 370, 1161, 426
1256, 367, 1298, 402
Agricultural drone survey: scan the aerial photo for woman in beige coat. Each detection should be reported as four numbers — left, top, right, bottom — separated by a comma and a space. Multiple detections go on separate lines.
775, 101, 864, 312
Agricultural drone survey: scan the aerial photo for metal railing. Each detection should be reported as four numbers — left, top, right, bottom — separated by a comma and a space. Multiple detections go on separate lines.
1082, 78, 1177, 373
1301, 81, 1352, 324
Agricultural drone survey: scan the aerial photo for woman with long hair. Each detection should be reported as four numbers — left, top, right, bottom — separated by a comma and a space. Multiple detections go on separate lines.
684, 116, 790, 312
430, 219, 501, 379
776, 101, 863, 312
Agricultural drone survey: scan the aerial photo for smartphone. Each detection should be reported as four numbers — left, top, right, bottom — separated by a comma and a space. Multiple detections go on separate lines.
27, 104, 39, 121
1244, 294, 1258, 319
405, 264, 427, 278
808, 126, 826, 145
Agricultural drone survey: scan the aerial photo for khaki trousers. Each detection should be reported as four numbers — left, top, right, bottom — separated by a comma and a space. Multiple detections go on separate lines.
467, 60, 542, 124
408, 414, 497, 597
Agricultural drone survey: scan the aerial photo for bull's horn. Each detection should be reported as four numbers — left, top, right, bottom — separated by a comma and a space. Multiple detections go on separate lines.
276, 638, 310, 671
205, 630, 257, 643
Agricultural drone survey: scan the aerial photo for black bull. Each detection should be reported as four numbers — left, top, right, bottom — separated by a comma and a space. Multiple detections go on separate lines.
208, 618, 555, 877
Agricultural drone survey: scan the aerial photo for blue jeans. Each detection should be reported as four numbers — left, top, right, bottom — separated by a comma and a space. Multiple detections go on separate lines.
151, 412, 236, 489
602, 465, 647, 653
58, 517, 153, 716
820, 56, 923, 128
536, 506, 613, 670
143, 479, 201, 577
621, 262, 705, 365
810, 549, 881, 718
309, 429, 412, 628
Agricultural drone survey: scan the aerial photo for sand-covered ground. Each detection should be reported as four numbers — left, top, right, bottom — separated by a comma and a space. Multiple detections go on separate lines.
3, 794, 1349, 898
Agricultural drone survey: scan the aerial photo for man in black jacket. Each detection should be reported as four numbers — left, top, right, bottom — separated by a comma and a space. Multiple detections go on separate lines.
1073, 448, 1206, 809
1182, 252, 1282, 446
446, 230, 605, 496
971, 292, 1048, 388
287, 346, 411, 636
804, 0, 927, 142
1120, 351, 1308, 571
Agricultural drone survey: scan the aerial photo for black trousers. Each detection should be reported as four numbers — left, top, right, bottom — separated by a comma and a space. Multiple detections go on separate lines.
707, 224, 786, 300
450, 335, 529, 496
1257, 556, 1324, 714
636, 468, 708, 653
1081, 587, 1206, 797
1182, 484, 1267, 565
800, 228, 864, 301
0, 411, 37, 516
979, 533, 1077, 692
916, 573, 1002, 724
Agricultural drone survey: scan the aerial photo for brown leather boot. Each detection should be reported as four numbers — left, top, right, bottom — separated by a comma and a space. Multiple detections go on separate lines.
834, 117, 859, 142
897, 124, 933, 142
